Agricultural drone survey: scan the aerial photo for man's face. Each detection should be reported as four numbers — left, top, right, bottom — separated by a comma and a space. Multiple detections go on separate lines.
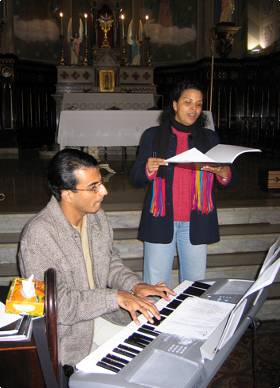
69, 167, 107, 216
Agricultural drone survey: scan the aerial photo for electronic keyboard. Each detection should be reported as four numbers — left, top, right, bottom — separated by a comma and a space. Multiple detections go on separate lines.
69, 278, 266, 388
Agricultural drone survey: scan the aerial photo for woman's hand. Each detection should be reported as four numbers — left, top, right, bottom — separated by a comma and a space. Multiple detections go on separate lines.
201, 164, 231, 180
146, 157, 168, 174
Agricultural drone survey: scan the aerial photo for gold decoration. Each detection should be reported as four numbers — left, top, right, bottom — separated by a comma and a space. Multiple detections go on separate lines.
99, 70, 115, 92
98, 13, 114, 48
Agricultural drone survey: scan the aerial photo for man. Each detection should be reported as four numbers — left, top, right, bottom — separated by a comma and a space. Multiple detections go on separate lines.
18, 149, 174, 366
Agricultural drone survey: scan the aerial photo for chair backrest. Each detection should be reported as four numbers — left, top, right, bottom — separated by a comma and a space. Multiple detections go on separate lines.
44, 268, 59, 380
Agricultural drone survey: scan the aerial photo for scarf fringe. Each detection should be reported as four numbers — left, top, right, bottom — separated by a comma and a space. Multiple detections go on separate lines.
192, 170, 214, 214
150, 177, 166, 217
150, 171, 214, 218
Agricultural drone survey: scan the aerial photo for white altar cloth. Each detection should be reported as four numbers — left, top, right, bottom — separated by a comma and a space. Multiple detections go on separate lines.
57, 110, 162, 148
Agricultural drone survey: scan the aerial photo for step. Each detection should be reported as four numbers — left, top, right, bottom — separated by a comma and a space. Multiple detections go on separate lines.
0, 230, 279, 267
1, 205, 280, 233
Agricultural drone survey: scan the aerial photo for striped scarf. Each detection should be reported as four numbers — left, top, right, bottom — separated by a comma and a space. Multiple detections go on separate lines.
149, 170, 214, 217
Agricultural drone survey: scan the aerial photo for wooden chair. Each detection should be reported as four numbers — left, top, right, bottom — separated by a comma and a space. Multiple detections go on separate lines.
44, 267, 59, 381
32, 267, 62, 388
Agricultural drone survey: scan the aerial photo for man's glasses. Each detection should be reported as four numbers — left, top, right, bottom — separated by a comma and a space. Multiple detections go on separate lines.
72, 180, 105, 194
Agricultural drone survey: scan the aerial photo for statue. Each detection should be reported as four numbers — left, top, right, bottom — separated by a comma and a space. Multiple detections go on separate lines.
70, 33, 81, 65
127, 19, 143, 66
219, 0, 235, 23
67, 17, 83, 65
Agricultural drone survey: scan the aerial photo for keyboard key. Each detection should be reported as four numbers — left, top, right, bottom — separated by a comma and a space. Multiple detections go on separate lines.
192, 281, 211, 290
118, 344, 140, 354
113, 347, 136, 359
177, 293, 190, 301
102, 357, 125, 369
160, 307, 173, 316
96, 361, 119, 373
166, 299, 182, 309
106, 353, 129, 365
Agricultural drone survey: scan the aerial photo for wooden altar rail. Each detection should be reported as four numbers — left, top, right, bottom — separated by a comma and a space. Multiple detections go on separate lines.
0, 54, 57, 147
154, 52, 280, 155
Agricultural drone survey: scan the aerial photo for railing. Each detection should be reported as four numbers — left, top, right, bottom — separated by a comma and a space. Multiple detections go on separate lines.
0, 54, 57, 147
154, 52, 280, 155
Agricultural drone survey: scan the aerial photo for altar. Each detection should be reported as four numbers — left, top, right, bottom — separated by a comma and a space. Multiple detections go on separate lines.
57, 110, 161, 149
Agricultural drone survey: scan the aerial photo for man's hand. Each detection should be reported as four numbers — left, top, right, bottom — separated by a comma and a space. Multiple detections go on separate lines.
117, 282, 175, 325
117, 290, 161, 325
132, 282, 176, 301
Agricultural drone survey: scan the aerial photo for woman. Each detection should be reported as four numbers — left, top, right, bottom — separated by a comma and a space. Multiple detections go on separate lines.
130, 81, 231, 287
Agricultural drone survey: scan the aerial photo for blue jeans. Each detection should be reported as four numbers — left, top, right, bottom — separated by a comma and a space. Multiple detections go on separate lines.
143, 221, 207, 287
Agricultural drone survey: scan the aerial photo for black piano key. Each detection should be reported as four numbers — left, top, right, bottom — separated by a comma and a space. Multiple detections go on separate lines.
159, 307, 173, 316
132, 332, 153, 343
176, 293, 190, 301
106, 353, 129, 365
138, 327, 159, 337
113, 347, 136, 359
166, 299, 182, 309
118, 344, 140, 354
150, 316, 165, 326
130, 334, 150, 346
142, 324, 154, 330
124, 337, 146, 349
102, 357, 125, 370
192, 281, 211, 290
184, 287, 205, 297
96, 361, 119, 373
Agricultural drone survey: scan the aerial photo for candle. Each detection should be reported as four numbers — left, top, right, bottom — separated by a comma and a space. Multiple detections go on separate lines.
59, 12, 63, 36
84, 13, 88, 37
120, 13, 125, 39
145, 14, 149, 38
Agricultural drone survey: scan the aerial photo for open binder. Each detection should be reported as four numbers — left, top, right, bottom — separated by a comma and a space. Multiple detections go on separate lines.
201, 237, 280, 360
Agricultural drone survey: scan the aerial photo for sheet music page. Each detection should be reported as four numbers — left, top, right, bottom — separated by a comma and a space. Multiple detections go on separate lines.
259, 237, 280, 276
165, 144, 261, 164
158, 297, 234, 340
239, 257, 280, 304
0, 302, 21, 329
166, 148, 215, 164
205, 144, 261, 164
217, 298, 247, 351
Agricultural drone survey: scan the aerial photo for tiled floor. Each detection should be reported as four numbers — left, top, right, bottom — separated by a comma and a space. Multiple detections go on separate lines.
0, 149, 279, 214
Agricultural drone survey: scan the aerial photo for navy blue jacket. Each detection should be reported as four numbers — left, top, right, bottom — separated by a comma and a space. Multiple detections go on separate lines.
130, 125, 222, 245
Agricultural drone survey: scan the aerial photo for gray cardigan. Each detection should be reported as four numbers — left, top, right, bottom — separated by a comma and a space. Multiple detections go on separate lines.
18, 196, 140, 365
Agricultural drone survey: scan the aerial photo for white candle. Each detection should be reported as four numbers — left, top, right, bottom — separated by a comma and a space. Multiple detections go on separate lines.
59, 12, 63, 36
84, 13, 88, 37
120, 13, 125, 39
145, 14, 149, 38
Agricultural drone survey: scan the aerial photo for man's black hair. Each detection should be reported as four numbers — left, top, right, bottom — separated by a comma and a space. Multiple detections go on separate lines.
47, 148, 99, 201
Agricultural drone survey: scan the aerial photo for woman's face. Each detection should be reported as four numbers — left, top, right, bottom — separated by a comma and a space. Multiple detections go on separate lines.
173, 88, 203, 126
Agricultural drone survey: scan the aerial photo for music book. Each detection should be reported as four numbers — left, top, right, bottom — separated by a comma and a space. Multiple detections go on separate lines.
0, 314, 32, 341
0, 314, 22, 335
165, 144, 261, 164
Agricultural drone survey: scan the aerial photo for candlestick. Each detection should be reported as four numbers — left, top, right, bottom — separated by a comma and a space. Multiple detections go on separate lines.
120, 13, 125, 39
84, 13, 88, 37
59, 12, 63, 36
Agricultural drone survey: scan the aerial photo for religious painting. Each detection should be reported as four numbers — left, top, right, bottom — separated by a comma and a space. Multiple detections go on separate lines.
142, 0, 197, 65
99, 70, 115, 92
13, 0, 59, 62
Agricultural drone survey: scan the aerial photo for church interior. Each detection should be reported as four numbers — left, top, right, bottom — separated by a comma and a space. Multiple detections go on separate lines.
0, 1, 280, 387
